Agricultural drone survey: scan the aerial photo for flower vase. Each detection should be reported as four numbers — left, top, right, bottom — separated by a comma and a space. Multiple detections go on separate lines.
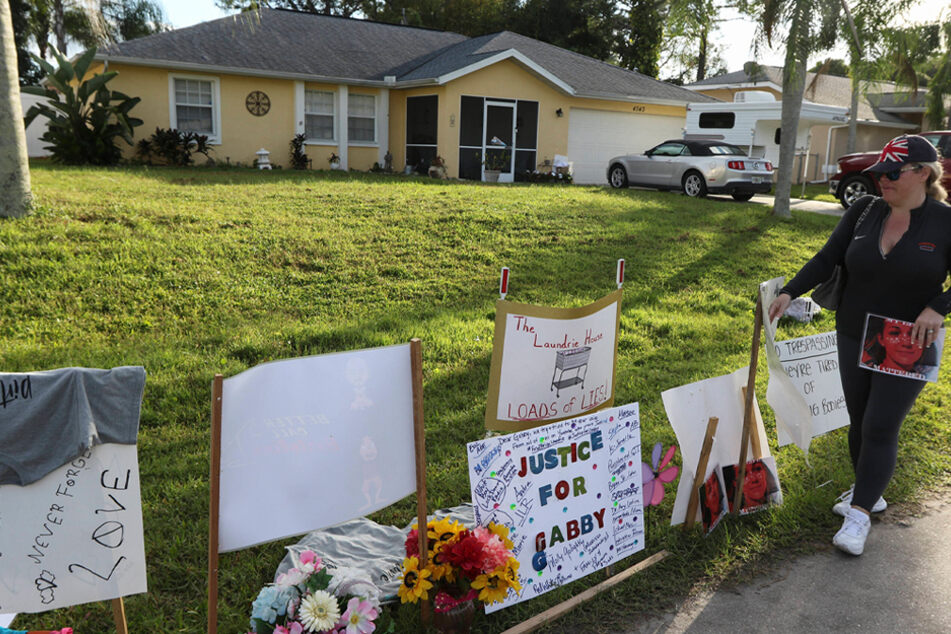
432, 599, 476, 634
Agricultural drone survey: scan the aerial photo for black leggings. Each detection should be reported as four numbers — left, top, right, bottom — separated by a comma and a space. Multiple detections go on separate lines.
837, 334, 925, 511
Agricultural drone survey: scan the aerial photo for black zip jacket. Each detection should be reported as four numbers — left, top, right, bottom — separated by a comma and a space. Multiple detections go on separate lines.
781, 195, 951, 338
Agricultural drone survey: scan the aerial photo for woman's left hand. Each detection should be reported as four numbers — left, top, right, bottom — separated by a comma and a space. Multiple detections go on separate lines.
912, 307, 944, 349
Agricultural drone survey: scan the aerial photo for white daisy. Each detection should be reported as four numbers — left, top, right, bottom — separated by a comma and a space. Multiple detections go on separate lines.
298, 590, 340, 632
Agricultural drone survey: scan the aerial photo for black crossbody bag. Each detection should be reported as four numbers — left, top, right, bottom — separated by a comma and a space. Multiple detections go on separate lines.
811, 196, 878, 310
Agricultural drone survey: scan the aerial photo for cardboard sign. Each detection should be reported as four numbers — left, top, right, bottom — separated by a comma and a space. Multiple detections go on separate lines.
662, 368, 774, 526
485, 290, 622, 432
0, 444, 147, 613
218, 344, 417, 552
467, 404, 644, 612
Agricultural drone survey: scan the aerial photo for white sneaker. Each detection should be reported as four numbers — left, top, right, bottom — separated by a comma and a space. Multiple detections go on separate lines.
833, 507, 871, 555
832, 484, 887, 517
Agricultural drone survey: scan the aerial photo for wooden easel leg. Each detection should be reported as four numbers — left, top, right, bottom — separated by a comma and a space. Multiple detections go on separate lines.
683, 416, 720, 530
207, 374, 224, 634
734, 298, 764, 513
111, 597, 128, 634
410, 339, 431, 626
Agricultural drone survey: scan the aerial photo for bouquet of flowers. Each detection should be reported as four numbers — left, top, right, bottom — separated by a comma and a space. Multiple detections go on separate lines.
248, 550, 390, 634
398, 517, 521, 612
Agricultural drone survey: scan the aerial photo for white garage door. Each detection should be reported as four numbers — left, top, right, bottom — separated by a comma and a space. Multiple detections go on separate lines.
567, 108, 685, 184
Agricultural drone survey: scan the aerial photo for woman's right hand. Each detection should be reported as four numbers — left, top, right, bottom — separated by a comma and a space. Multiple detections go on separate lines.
767, 293, 791, 323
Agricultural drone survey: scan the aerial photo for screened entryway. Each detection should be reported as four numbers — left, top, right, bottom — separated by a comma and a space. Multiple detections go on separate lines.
458, 96, 538, 182
406, 95, 437, 173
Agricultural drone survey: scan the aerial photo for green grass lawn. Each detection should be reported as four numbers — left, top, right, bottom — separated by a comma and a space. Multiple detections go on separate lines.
794, 182, 839, 204
3, 164, 949, 633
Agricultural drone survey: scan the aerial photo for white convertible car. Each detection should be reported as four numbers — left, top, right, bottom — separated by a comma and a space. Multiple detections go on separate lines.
607, 139, 774, 201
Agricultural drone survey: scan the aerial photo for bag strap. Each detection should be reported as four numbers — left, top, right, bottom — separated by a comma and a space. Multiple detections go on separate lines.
852, 195, 877, 236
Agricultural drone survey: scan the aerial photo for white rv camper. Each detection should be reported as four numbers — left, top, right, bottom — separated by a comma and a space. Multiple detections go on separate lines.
685, 91, 847, 180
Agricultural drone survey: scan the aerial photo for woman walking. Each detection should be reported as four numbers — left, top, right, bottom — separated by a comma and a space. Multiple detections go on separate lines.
768, 134, 951, 555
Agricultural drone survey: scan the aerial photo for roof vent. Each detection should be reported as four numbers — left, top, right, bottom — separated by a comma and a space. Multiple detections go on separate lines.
734, 91, 775, 103
384, 75, 396, 85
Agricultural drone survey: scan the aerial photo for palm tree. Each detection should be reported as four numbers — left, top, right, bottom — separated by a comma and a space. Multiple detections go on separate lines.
1, 0, 33, 218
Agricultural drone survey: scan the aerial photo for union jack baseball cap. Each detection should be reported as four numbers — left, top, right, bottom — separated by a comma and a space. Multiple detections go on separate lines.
864, 134, 938, 172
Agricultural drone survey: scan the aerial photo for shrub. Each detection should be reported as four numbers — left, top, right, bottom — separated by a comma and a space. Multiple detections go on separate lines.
22, 47, 142, 165
137, 127, 212, 166
289, 133, 309, 170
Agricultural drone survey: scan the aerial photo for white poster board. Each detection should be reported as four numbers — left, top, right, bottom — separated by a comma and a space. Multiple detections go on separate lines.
662, 368, 773, 525
486, 290, 622, 432
0, 443, 147, 613
0, 613, 15, 627
760, 278, 849, 450
467, 404, 644, 612
218, 344, 417, 552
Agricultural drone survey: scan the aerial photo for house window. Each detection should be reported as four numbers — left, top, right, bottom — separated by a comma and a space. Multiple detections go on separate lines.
172, 77, 218, 139
348, 93, 376, 143
406, 95, 438, 172
305, 90, 335, 141
699, 112, 735, 129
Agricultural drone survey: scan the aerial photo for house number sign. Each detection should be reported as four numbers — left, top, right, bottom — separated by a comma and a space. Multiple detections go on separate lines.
246, 90, 271, 116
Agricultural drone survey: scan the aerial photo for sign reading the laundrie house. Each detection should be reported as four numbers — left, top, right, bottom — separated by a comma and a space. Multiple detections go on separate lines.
485, 290, 622, 432
0, 443, 147, 613
759, 278, 848, 452
467, 404, 644, 612
218, 344, 417, 552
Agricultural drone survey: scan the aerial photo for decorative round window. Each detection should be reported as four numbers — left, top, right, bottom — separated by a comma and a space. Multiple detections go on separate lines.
245, 91, 271, 116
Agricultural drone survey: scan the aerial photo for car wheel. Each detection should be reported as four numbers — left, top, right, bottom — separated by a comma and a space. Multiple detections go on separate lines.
608, 164, 628, 188
839, 174, 874, 209
732, 192, 755, 202
682, 170, 707, 198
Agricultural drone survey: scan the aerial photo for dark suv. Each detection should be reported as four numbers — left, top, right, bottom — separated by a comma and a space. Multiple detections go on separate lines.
829, 131, 951, 208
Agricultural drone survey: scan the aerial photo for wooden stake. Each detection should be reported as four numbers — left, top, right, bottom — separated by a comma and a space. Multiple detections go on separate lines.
410, 339, 430, 625
111, 597, 128, 634
741, 386, 765, 460
499, 550, 669, 634
734, 298, 764, 514
207, 374, 224, 634
683, 417, 719, 530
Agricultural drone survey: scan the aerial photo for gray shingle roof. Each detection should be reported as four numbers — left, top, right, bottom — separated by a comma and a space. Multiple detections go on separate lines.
687, 65, 922, 125
99, 8, 714, 104
100, 8, 467, 81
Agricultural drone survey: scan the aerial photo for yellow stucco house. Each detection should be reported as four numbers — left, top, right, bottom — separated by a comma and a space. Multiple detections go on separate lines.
94, 8, 716, 184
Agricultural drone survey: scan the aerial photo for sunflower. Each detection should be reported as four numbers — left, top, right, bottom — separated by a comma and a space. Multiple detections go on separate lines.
427, 541, 456, 582
427, 517, 463, 548
501, 559, 522, 594
471, 571, 508, 605
487, 522, 515, 550
397, 556, 433, 604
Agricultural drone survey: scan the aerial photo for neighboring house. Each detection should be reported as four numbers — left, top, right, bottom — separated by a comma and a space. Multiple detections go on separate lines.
686, 64, 923, 182
94, 8, 716, 184
21, 93, 52, 158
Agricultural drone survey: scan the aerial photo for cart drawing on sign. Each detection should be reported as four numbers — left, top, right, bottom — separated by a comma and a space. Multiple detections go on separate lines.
551, 346, 592, 397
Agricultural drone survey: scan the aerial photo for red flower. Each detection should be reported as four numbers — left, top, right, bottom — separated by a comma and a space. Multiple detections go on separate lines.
405, 528, 419, 558
442, 532, 484, 580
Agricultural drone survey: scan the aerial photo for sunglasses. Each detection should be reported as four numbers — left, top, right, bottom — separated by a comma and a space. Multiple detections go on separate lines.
876, 164, 923, 181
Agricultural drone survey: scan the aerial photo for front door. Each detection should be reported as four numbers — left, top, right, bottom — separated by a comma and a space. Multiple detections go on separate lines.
483, 101, 515, 183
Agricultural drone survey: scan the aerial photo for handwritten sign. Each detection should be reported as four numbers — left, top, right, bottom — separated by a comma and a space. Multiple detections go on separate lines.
0, 443, 147, 613
218, 344, 417, 552
485, 290, 622, 432
773, 331, 849, 444
467, 404, 643, 612
759, 278, 848, 451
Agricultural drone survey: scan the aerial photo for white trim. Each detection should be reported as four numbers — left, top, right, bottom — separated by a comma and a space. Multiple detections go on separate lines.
338, 85, 348, 170
168, 73, 221, 144
686, 81, 784, 93
572, 91, 700, 107
378, 88, 389, 166
294, 81, 305, 135
436, 49, 576, 96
